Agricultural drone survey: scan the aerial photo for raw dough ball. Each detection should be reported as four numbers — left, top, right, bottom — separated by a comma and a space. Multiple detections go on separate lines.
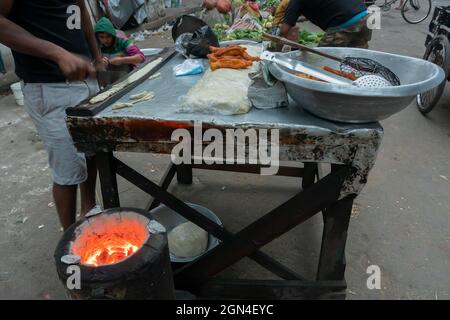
168, 222, 208, 258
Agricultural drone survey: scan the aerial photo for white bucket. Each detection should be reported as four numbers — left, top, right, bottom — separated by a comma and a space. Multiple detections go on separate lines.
10, 82, 24, 106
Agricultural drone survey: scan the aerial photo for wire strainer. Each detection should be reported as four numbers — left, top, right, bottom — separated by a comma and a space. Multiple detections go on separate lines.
263, 33, 402, 86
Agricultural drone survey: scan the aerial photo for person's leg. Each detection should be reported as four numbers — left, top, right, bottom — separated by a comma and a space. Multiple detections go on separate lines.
348, 19, 373, 49
318, 29, 350, 47
22, 83, 83, 230
22, 81, 98, 230
320, 15, 374, 48
53, 183, 78, 230
80, 155, 97, 218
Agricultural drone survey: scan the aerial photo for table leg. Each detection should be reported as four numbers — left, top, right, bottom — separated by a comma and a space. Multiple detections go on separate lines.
96, 151, 120, 209
176, 164, 193, 185
317, 194, 354, 282
302, 163, 318, 189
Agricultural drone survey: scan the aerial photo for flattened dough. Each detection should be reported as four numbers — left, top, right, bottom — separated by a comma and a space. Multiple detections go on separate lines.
90, 58, 162, 104
148, 72, 161, 80
130, 91, 155, 104
130, 91, 151, 100
112, 102, 133, 110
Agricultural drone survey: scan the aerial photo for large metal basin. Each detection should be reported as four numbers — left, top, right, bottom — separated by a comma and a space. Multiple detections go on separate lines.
269, 48, 445, 123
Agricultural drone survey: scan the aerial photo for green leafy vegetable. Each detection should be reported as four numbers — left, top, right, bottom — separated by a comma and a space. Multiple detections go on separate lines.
261, 0, 280, 8
226, 29, 263, 41
213, 24, 229, 41
298, 30, 325, 46
213, 25, 263, 41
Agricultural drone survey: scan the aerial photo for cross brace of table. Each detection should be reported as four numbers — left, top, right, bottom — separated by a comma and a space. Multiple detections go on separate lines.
96, 151, 356, 299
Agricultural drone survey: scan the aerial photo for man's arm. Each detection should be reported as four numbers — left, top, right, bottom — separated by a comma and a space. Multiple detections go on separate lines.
280, 0, 302, 40
0, 0, 95, 80
78, 0, 103, 68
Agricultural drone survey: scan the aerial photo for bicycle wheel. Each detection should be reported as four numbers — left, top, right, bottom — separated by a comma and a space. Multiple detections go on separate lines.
417, 36, 449, 115
372, 0, 387, 6
402, 0, 432, 24
373, 0, 391, 11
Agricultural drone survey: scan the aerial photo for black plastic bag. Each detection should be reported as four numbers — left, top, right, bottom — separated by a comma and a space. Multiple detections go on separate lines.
172, 15, 219, 58
175, 28, 220, 58
172, 15, 206, 41
186, 25, 219, 58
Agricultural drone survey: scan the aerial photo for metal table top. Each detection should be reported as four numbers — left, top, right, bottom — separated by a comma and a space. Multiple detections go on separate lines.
96, 54, 381, 132
68, 53, 384, 198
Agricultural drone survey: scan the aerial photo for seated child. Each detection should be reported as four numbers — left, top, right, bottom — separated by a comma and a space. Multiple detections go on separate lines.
94, 17, 145, 72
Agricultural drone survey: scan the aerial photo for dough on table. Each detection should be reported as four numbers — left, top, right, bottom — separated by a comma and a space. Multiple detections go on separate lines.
112, 102, 133, 110
179, 44, 262, 115
168, 222, 208, 258
89, 57, 162, 104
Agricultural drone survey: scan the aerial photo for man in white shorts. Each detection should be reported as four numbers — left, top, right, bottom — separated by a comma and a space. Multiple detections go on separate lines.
0, 0, 105, 230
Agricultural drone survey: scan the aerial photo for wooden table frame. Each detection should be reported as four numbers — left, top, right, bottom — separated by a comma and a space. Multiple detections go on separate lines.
96, 151, 356, 300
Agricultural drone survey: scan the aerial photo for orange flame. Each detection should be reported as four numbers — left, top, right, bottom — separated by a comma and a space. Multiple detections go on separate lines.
71, 214, 149, 267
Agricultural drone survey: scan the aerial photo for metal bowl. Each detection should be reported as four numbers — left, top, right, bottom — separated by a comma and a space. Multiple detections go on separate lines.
141, 48, 163, 57
150, 203, 222, 263
269, 48, 445, 123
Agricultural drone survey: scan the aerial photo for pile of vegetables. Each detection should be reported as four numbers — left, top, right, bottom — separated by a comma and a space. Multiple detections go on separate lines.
213, 24, 229, 41
259, 0, 280, 9
210, 2, 324, 46
226, 29, 263, 41
212, 12, 275, 41
261, 14, 274, 29
298, 30, 325, 46
213, 24, 263, 41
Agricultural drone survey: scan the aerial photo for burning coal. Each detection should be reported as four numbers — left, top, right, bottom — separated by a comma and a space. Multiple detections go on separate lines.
70, 214, 149, 266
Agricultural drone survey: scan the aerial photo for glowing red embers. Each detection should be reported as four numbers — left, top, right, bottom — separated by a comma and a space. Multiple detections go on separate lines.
70, 213, 149, 267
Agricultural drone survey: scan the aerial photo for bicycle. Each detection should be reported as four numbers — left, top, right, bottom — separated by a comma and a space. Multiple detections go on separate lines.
366, 0, 432, 24
416, 5, 450, 114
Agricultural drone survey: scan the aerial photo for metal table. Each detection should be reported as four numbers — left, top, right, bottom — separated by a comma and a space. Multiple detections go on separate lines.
67, 51, 383, 299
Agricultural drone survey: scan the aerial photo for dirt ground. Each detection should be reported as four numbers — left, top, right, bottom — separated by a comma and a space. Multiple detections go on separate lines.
0, 5, 449, 300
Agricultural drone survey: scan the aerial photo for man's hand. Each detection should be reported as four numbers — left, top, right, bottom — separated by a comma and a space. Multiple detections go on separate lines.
94, 57, 108, 71
55, 51, 96, 81
108, 57, 124, 66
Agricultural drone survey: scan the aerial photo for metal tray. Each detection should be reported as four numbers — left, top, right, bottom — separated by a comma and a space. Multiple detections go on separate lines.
269, 47, 445, 123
